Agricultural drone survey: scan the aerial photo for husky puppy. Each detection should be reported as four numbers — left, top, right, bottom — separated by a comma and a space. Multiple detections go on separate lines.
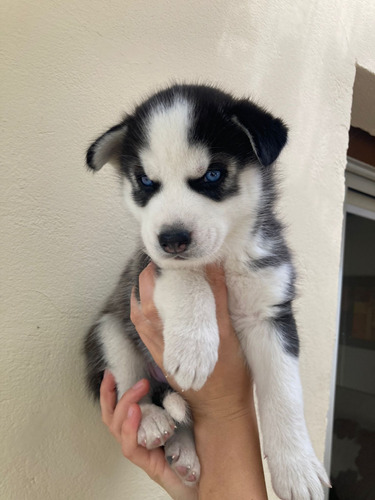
84, 84, 329, 499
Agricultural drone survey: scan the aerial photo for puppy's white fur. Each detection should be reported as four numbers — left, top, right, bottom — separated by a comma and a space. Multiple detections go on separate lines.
98, 314, 146, 397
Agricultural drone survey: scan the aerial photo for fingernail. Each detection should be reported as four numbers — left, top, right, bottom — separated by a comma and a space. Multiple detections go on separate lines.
127, 406, 135, 418
103, 369, 111, 379
132, 379, 145, 391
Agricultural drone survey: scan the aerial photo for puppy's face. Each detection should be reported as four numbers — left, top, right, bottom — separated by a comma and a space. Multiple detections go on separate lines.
87, 85, 287, 267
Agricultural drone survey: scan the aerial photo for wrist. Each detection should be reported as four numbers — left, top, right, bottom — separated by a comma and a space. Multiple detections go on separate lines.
192, 401, 253, 428
192, 391, 257, 454
190, 386, 254, 425
192, 397, 267, 500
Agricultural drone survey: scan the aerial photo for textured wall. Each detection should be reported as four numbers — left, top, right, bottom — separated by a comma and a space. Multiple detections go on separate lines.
1, 1, 375, 499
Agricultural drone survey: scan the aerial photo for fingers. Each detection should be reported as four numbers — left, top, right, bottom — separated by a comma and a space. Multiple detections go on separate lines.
100, 375, 173, 490
119, 402, 168, 473
100, 375, 164, 477
130, 290, 164, 367
119, 403, 150, 463
205, 264, 228, 311
205, 263, 226, 286
130, 289, 152, 334
100, 370, 117, 426
138, 262, 161, 324
100, 376, 153, 465
111, 379, 150, 441
100, 376, 150, 442
130, 263, 165, 366
205, 264, 234, 338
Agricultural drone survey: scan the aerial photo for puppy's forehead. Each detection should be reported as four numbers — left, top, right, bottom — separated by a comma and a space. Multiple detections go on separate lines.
140, 99, 210, 179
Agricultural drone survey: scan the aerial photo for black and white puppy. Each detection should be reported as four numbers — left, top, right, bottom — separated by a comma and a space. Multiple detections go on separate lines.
84, 84, 329, 499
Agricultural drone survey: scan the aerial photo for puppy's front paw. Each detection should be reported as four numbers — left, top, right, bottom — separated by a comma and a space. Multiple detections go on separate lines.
165, 429, 200, 486
163, 330, 218, 391
268, 448, 330, 500
138, 404, 176, 450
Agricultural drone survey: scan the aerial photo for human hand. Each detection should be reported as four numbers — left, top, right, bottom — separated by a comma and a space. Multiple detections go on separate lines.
100, 371, 198, 500
130, 263, 253, 423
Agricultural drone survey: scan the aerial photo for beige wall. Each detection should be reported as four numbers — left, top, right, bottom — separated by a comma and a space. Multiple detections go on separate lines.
1, 1, 375, 498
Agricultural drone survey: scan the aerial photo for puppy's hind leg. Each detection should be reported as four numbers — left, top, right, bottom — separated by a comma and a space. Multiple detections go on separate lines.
96, 313, 147, 398
95, 313, 176, 449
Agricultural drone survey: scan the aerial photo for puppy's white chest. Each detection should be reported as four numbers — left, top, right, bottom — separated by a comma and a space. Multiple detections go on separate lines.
225, 262, 292, 327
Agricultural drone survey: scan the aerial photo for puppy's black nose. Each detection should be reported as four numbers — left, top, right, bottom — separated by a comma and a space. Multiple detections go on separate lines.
158, 229, 191, 254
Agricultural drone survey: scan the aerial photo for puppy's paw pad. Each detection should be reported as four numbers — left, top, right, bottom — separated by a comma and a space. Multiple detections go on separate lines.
165, 432, 200, 486
137, 404, 175, 450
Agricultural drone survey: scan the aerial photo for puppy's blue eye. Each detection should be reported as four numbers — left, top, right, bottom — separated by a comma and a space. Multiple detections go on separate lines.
141, 175, 153, 187
204, 170, 221, 182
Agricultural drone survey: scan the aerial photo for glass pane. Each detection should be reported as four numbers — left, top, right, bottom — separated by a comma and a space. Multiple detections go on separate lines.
330, 212, 375, 500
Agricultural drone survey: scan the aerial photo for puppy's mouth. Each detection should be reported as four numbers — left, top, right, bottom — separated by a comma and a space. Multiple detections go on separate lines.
156, 249, 199, 263
162, 253, 189, 261
158, 248, 217, 265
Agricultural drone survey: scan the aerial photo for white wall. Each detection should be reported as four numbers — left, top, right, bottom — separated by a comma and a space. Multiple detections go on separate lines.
1, 1, 375, 498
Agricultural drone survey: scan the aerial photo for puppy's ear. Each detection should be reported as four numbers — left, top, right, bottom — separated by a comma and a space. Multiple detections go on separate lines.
231, 100, 288, 167
86, 120, 128, 171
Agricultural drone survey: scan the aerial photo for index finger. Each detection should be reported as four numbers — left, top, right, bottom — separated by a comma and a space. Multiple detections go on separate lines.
138, 262, 161, 323
100, 370, 117, 425
205, 264, 231, 327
